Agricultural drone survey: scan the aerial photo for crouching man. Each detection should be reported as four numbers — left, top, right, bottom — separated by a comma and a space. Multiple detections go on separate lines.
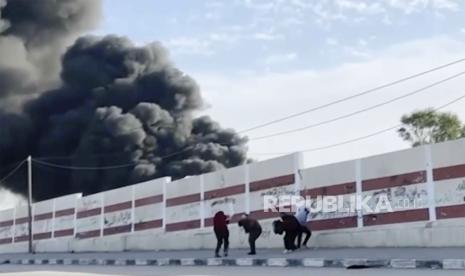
272, 213, 300, 253
238, 214, 262, 255
295, 207, 312, 248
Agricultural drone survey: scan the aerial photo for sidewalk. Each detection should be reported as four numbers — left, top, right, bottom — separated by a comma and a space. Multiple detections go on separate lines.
1, 248, 465, 270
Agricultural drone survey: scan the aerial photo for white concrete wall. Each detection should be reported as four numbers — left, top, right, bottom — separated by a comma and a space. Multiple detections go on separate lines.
75, 193, 103, 238
361, 146, 429, 216
103, 185, 132, 234
2, 140, 465, 252
203, 165, 247, 220
132, 177, 168, 234
13, 206, 29, 241
53, 193, 80, 236
248, 153, 302, 249
165, 176, 201, 227
0, 209, 14, 244
301, 159, 357, 219
32, 199, 54, 239
432, 139, 465, 209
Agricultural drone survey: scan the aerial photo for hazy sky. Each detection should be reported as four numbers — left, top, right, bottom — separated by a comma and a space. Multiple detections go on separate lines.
97, 0, 465, 167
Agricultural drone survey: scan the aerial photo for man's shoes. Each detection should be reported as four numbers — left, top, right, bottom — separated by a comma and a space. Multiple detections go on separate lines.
215, 253, 221, 258
247, 252, 256, 255
283, 250, 289, 254
224, 252, 228, 257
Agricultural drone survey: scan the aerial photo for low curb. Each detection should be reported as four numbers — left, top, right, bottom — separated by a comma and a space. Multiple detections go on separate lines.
1, 257, 464, 270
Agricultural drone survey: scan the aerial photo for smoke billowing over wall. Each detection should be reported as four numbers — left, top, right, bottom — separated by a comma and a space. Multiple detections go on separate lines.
0, 0, 248, 201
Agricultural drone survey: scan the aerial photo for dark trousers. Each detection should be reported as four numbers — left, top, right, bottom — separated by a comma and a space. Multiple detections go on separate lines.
214, 229, 229, 255
248, 229, 262, 254
297, 225, 312, 247
283, 230, 298, 250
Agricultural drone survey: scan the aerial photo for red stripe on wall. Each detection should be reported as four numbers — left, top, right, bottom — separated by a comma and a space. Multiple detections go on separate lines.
104, 201, 131, 213
204, 184, 245, 200
0, 237, 12, 244
54, 229, 74, 238
433, 164, 465, 181
363, 208, 429, 226
301, 182, 356, 197
135, 195, 163, 207
165, 219, 201, 232
103, 225, 131, 236
55, 208, 75, 217
14, 235, 29, 242
0, 220, 13, 227
34, 212, 53, 221
250, 174, 295, 192
308, 216, 357, 231
76, 208, 102, 219
436, 204, 465, 219
204, 213, 246, 227
134, 219, 163, 231
362, 171, 426, 191
166, 193, 201, 207
33, 232, 52, 240
75, 229, 101, 239
15, 217, 28, 224
248, 209, 281, 221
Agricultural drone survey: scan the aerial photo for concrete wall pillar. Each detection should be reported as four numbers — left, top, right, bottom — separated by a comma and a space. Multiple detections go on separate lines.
425, 145, 437, 221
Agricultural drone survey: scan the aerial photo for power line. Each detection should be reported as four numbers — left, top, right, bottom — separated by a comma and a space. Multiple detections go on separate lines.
32, 159, 138, 171
36, 151, 142, 161
0, 159, 26, 184
31, 141, 236, 170
261, 91, 465, 155
238, 57, 465, 134
250, 70, 465, 141
0, 160, 26, 174
32, 91, 465, 170
31, 58, 465, 163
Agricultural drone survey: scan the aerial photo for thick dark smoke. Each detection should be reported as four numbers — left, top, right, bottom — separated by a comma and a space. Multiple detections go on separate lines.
0, 1, 248, 201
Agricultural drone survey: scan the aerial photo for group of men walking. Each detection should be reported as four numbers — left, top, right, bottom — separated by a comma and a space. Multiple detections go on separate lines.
212, 206, 312, 257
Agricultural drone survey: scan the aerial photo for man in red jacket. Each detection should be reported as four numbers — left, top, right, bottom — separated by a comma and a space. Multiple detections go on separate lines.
213, 211, 229, 257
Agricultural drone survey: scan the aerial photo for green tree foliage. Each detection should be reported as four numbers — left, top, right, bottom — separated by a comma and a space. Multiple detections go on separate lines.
398, 109, 465, 147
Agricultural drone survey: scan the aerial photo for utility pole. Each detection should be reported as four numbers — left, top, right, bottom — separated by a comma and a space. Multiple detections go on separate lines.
27, 155, 33, 254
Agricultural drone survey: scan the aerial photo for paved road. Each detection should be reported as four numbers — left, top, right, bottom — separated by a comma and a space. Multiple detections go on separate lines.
0, 266, 464, 276
2, 247, 465, 260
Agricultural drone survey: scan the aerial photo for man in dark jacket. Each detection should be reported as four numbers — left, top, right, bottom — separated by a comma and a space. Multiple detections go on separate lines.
213, 211, 229, 257
238, 214, 262, 255
273, 213, 300, 253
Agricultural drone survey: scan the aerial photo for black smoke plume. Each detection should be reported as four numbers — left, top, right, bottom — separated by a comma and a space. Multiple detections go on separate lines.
0, 0, 248, 201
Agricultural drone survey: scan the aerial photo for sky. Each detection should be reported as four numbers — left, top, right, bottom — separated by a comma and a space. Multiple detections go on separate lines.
95, 0, 465, 168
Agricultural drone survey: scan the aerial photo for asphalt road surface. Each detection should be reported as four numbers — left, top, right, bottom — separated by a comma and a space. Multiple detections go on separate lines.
0, 266, 464, 276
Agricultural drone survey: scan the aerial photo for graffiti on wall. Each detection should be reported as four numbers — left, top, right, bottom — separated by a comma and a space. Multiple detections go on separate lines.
436, 179, 465, 206
310, 195, 356, 220
365, 184, 429, 213
0, 226, 12, 239
207, 197, 237, 218
14, 223, 28, 237
76, 217, 100, 233
104, 210, 131, 227
54, 215, 74, 231
260, 186, 297, 198
168, 202, 200, 222
34, 220, 53, 234
78, 197, 101, 212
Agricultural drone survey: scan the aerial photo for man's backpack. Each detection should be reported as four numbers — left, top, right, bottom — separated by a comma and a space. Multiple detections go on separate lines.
272, 219, 284, 235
